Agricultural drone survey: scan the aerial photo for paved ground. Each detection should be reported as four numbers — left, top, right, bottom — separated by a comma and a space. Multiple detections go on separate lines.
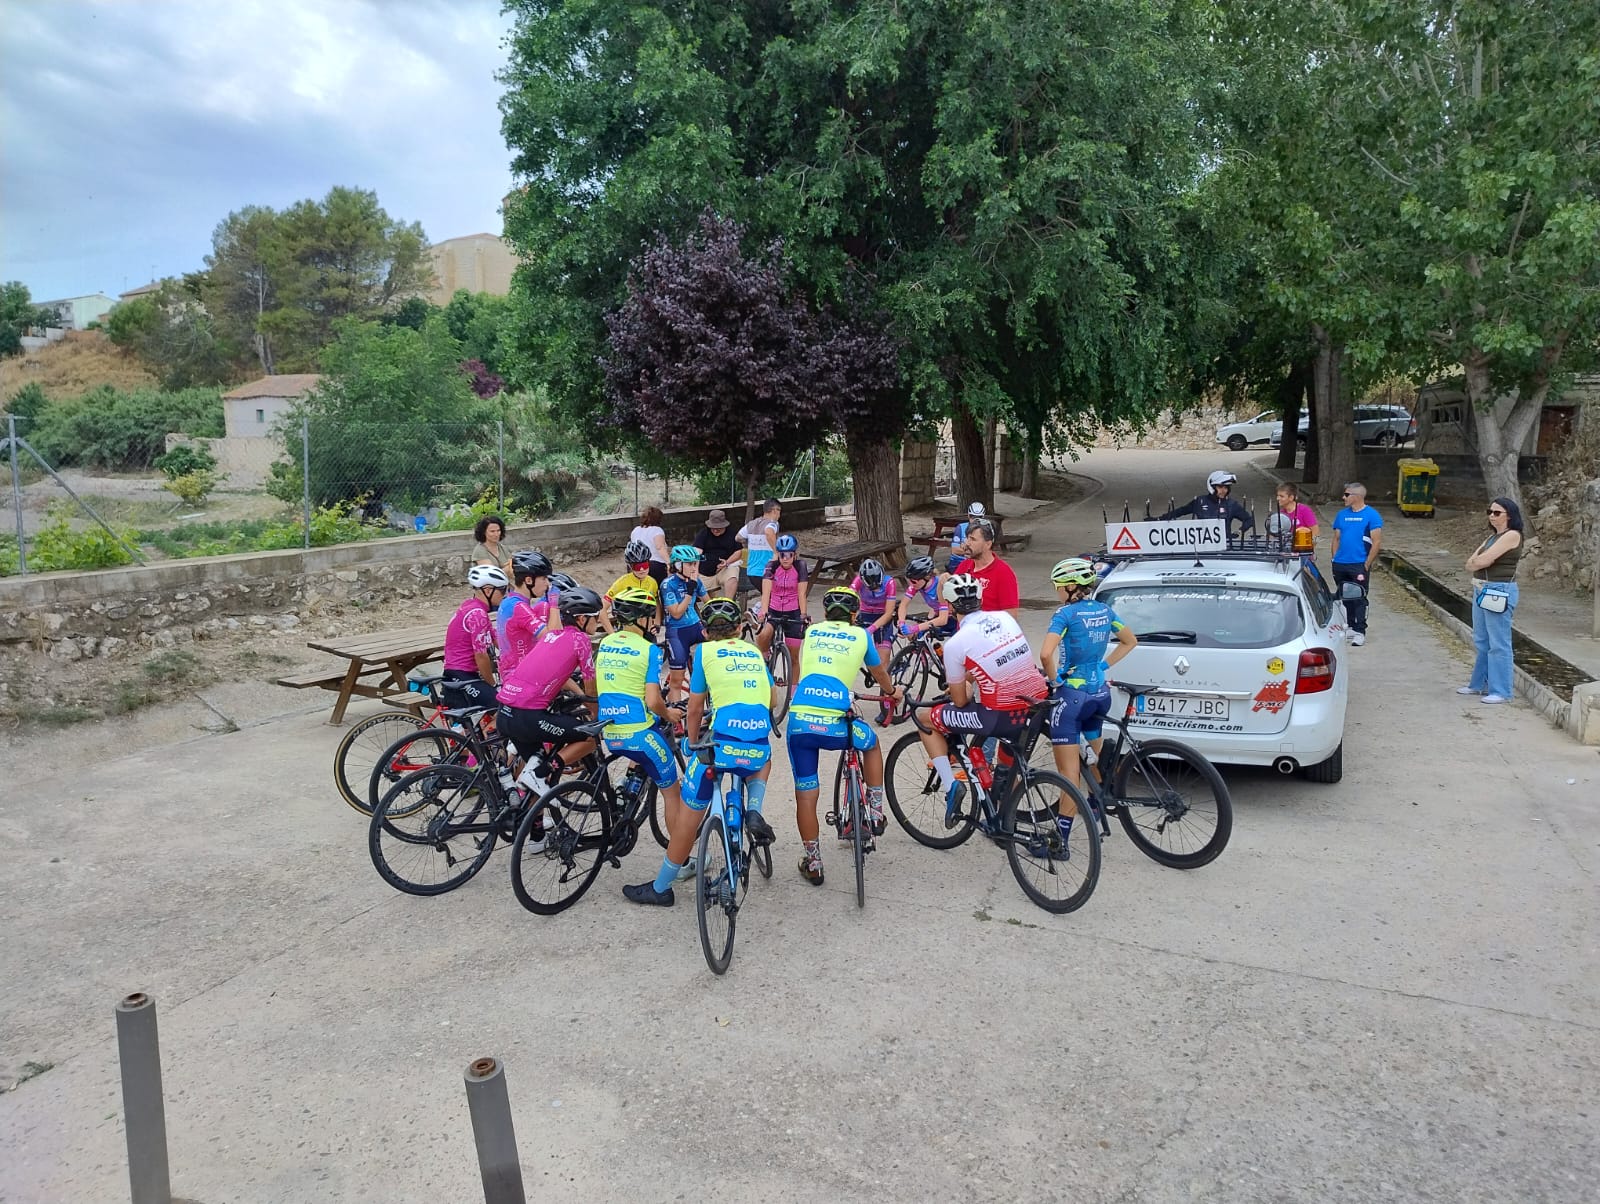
2, 448, 1597, 1203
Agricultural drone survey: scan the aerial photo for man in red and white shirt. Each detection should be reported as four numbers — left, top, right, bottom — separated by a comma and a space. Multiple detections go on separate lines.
915, 574, 1048, 817
953, 519, 1019, 619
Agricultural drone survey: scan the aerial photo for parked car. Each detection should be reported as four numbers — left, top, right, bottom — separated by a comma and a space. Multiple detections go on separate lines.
1092, 550, 1351, 782
1215, 410, 1283, 451
1269, 405, 1416, 449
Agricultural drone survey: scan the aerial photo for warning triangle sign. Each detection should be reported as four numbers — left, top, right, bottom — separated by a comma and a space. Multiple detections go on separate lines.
1110, 525, 1142, 552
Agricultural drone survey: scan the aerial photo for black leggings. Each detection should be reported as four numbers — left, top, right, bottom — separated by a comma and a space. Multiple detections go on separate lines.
440, 669, 494, 709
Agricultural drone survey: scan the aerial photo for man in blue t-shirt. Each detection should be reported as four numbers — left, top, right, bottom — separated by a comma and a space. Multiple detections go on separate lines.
1329, 481, 1383, 646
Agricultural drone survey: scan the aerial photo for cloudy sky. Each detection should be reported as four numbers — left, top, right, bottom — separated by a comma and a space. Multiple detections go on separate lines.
0, 0, 517, 302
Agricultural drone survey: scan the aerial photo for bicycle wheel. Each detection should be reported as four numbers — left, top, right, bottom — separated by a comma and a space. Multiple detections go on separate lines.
848, 766, 866, 909
335, 712, 427, 813
366, 726, 478, 815
1113, 739, 1233, 869
645, 780, 671, 848
887, 646, 934, 707
768, 639, 793, 724
510, 781, 611, 914
696, 814, 737, 974
885, 731, 976, 849
1003, 770, 1101, 914
368, 764, 496, 896
753, 838, 772, 879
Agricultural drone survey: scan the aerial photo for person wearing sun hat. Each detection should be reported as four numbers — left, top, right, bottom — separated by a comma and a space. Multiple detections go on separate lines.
694, 507, 742, 598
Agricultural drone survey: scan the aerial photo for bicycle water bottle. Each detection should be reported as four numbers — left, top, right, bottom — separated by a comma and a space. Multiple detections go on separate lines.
725, 783, 742, 840
967, 746, 994, 791
619, 765, 646, 804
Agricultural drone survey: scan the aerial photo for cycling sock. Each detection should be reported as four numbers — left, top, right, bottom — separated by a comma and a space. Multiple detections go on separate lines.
802, 839, 821, 861
866, 784, 885, 806
932, 756, 955, 788
652, 857, 681, 894
744, 779, 767, 815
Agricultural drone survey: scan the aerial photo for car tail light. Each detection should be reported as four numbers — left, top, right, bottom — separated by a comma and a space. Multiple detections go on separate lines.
1296, 648, 1336, 694
1407, 418, 1417, 434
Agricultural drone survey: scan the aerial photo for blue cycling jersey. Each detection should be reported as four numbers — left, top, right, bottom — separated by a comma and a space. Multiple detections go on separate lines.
661, 573, 707, 628
1046, 599, 1126, 691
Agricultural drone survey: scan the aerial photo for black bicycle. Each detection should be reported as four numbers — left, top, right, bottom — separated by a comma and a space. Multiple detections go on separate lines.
1024, 680, 1233, 869
824, 693, 898, 908
884, 697, 1102, 914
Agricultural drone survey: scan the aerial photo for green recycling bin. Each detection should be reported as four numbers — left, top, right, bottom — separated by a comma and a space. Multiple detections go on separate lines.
1397, 457, 1438, 518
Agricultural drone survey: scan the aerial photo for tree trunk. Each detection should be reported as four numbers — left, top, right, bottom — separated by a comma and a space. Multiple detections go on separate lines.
1464, 355, 1545, 508
1310, 326, 1354, 504
952, 407, 991, 509
983, 414, 998, 494
1020, 447, 1040, 499
1274, 359, 1310, 472
847, 434, 905, 544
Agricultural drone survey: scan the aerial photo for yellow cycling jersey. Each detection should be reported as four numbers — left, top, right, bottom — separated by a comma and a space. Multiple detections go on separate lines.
690, 637, 773, 739
790, 620, 879, 721
595, 629, 664, 737
605, 572, 659, 603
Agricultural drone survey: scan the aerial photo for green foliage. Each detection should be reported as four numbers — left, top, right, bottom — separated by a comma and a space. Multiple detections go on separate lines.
103, 281, 236, 389
258, 499, 383, 549
692, 447, 852, 507
136, 517, 278, 559
163, 469, 221, 506
435, 492, 523, 533
27, 385, 224, 470
1, 281, 57, 357
108, 650, 212, 715
7, 382, 50, 425
153, 443, 218, 480
491, 387, 601, 516
24, 510, 138, 572
0, 535, 18, 576
442, 291, 513, 379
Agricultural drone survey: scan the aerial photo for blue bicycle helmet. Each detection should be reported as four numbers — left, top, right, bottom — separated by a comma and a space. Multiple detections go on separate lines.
775, 534, 798, 553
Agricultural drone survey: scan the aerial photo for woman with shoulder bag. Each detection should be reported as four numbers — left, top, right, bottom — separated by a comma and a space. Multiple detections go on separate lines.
1458, 497, 1523, 704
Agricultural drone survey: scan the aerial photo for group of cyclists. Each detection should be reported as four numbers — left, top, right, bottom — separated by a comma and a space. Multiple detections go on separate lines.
435, 497, 1149, 904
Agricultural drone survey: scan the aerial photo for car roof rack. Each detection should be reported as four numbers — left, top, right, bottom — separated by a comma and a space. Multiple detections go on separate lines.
1095, 500, 1303, 570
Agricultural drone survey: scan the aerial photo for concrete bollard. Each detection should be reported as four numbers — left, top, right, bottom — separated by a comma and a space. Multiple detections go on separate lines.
464, 1057, 526, 1204
115, 992, 172, 1204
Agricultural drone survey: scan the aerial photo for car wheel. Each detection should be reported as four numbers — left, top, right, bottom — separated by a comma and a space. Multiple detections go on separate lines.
1302, 742, 1343, 784
1377, 430, 1398, 448
1226, 434, 1248, 452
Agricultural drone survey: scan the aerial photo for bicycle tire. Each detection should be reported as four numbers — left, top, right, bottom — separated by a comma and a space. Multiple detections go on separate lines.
753, 838, 772, 879
510, 781, 611, 914
1113, 739, 1233, 869
1003, 770, 1102, 914
334, 712, 427, 813
884, 731, 976, 849
366, 726, 478, 815
696, 814, 737, 974
767, 639, 792, 724
368, 764, 496, 896
646, 779, 670, 848
849, 764, 866, 908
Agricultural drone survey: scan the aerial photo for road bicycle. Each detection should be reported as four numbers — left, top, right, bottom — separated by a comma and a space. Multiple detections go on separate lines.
884, 625, 949, 705
689, 738, 775, 975
825, 694, 898, 908
1024, 680, 1233, 868
739, 606, 796, 725
333, 671, 472, 814
884, 697, 1102, 914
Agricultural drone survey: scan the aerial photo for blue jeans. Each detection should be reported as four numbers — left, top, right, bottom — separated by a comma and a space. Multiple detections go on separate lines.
1469, 582, 1518, 698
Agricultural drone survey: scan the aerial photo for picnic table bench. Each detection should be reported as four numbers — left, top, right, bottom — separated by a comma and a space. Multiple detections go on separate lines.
806, 539, 907, 585
275, 624, 446, 725
914, 509, 1017, 558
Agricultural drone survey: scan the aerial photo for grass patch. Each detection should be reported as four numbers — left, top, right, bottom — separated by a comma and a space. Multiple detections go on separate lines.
80, 494, 182, 528
35, 704, 97, 726
106, 649, 213, 715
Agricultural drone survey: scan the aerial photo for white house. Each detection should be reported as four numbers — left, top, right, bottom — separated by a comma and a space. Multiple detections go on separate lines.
35, 293, 117, 331
221, 374, 323, 438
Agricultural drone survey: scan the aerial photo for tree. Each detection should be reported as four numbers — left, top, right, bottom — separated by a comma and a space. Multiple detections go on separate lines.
0, 281, 57, 358
203, 188, 436, 375
601, 214, 888, 519
104, 279, 236, 389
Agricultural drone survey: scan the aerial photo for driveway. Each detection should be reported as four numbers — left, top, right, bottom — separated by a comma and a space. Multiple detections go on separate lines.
2, 447, 1596, 1203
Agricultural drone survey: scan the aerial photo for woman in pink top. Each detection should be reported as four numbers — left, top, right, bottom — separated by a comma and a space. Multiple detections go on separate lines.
1275, 483, 1318, 542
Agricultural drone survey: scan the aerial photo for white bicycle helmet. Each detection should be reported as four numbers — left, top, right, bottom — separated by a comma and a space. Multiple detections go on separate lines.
942, 572, 983, 615
467, 564, 509, 590
1207, 470, 1238, 491
966, 501, 986, 517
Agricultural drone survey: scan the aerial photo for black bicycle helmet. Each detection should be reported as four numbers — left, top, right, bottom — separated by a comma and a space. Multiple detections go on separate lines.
858, 558, 885, 588
558, 585, 604, 621
511, 549, 552, 583
548, 571, 579, 593
905, 555, 935, 580
701, 596, 742, 634
624, 539, 652, 565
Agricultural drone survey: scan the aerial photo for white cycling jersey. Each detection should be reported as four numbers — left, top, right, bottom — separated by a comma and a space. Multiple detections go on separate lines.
942, 610, 1049, 710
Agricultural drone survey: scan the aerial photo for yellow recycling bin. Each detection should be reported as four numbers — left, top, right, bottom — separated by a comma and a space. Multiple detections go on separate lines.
1397, 457, 1439, 518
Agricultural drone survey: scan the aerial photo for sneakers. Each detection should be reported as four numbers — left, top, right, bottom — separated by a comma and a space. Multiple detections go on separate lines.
522, 814, 548, 854
1350, 632, 1366, 646
622, 881, 675, 906
798, 848, 824, 885
1481, 694, 1510, 705
943, 779, 968, 829
745, 810, 776, 846
1455, 685, 1482, 696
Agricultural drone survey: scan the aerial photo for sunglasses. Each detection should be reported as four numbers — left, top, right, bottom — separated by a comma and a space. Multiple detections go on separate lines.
1487, 508, 1506, 516
630, 562, 649, 572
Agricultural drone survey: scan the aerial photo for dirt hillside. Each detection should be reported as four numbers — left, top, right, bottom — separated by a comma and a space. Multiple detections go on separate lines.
0, 330, 157, 403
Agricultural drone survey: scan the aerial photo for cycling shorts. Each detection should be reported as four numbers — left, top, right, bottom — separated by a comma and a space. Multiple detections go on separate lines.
603, 725, 678, 788
687, 738, 771, 810
664, 621, 705, 671
928, 702, 1028, 740
785, 713, 876, 792
855, 613, 892, 642
1049, 684, 1112, 746
764, 609, 805, 642
440, 670, 494, 710
497, 706, 591, 761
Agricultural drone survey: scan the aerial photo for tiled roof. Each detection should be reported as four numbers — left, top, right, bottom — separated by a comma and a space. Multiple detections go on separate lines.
221, 374, 323, 400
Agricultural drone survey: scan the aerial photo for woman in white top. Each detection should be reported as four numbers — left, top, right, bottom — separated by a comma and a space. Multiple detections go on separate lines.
629, 505, 670, 585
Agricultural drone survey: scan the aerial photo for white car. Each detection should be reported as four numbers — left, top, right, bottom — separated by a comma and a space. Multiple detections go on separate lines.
1092, 550, 1351, 782
1215, 410, 1282, 452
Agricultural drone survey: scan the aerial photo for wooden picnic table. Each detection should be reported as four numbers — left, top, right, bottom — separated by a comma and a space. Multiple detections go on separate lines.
807, 539, 907, 584
916, 509, 1011, 558
276, 624, 446, 725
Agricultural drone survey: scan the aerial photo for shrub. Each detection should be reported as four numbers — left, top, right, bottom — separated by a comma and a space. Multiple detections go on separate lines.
28, 385, 224, 470
163, 469, 221, 506
153, 443, 218, 480
692, 445, 852, 507
26, 511, 138, 572
258, 499, 381, 549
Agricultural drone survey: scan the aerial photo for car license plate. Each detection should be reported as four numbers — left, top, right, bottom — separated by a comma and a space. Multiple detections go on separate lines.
1135, 693, 1231, 721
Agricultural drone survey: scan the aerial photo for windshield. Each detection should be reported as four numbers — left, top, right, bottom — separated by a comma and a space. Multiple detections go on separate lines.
1100, 585, 1304, 649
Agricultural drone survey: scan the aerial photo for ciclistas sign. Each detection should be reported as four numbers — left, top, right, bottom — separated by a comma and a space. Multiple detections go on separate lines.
1105, 519, 1228, 554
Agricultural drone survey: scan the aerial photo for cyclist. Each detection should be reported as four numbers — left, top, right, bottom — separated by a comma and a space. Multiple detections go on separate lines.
896, 555, 954, 641
850, 557, 898, 660
914, 573, 1050, 820
441, 565, 508, 708
736, 498, 782, 591
1161, 470, 1255, 538
498, 549, 562, 674
1037, 558, 1137, 845
947, 501, 987, 571
683, 596, 778, 847
786, 587, 904, 885
661, 544, 709, 701
602, 540, 661, 632
496, 586, 605, 789
595, 587, 698, 907
753, 534, 809, 663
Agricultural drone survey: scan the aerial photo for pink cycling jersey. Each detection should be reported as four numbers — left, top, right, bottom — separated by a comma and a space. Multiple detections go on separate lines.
941, 610, 1049, 710
850, 574, 898, 617
499, 597, 554, 673
764, 558, 808, 611
443, 598, 494, 673
497, 625, 595, 710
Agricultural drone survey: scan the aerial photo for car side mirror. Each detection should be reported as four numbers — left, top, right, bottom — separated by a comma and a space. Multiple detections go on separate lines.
1340, 582, 1364, 602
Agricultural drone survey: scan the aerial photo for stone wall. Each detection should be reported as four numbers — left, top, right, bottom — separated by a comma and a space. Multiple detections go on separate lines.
0, 498, 825, 664
899, 440, 937, 509
994, 431, 1025, 492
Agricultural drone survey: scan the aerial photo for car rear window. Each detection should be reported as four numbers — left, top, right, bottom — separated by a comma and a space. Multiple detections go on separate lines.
1100, 585, 1304, 649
